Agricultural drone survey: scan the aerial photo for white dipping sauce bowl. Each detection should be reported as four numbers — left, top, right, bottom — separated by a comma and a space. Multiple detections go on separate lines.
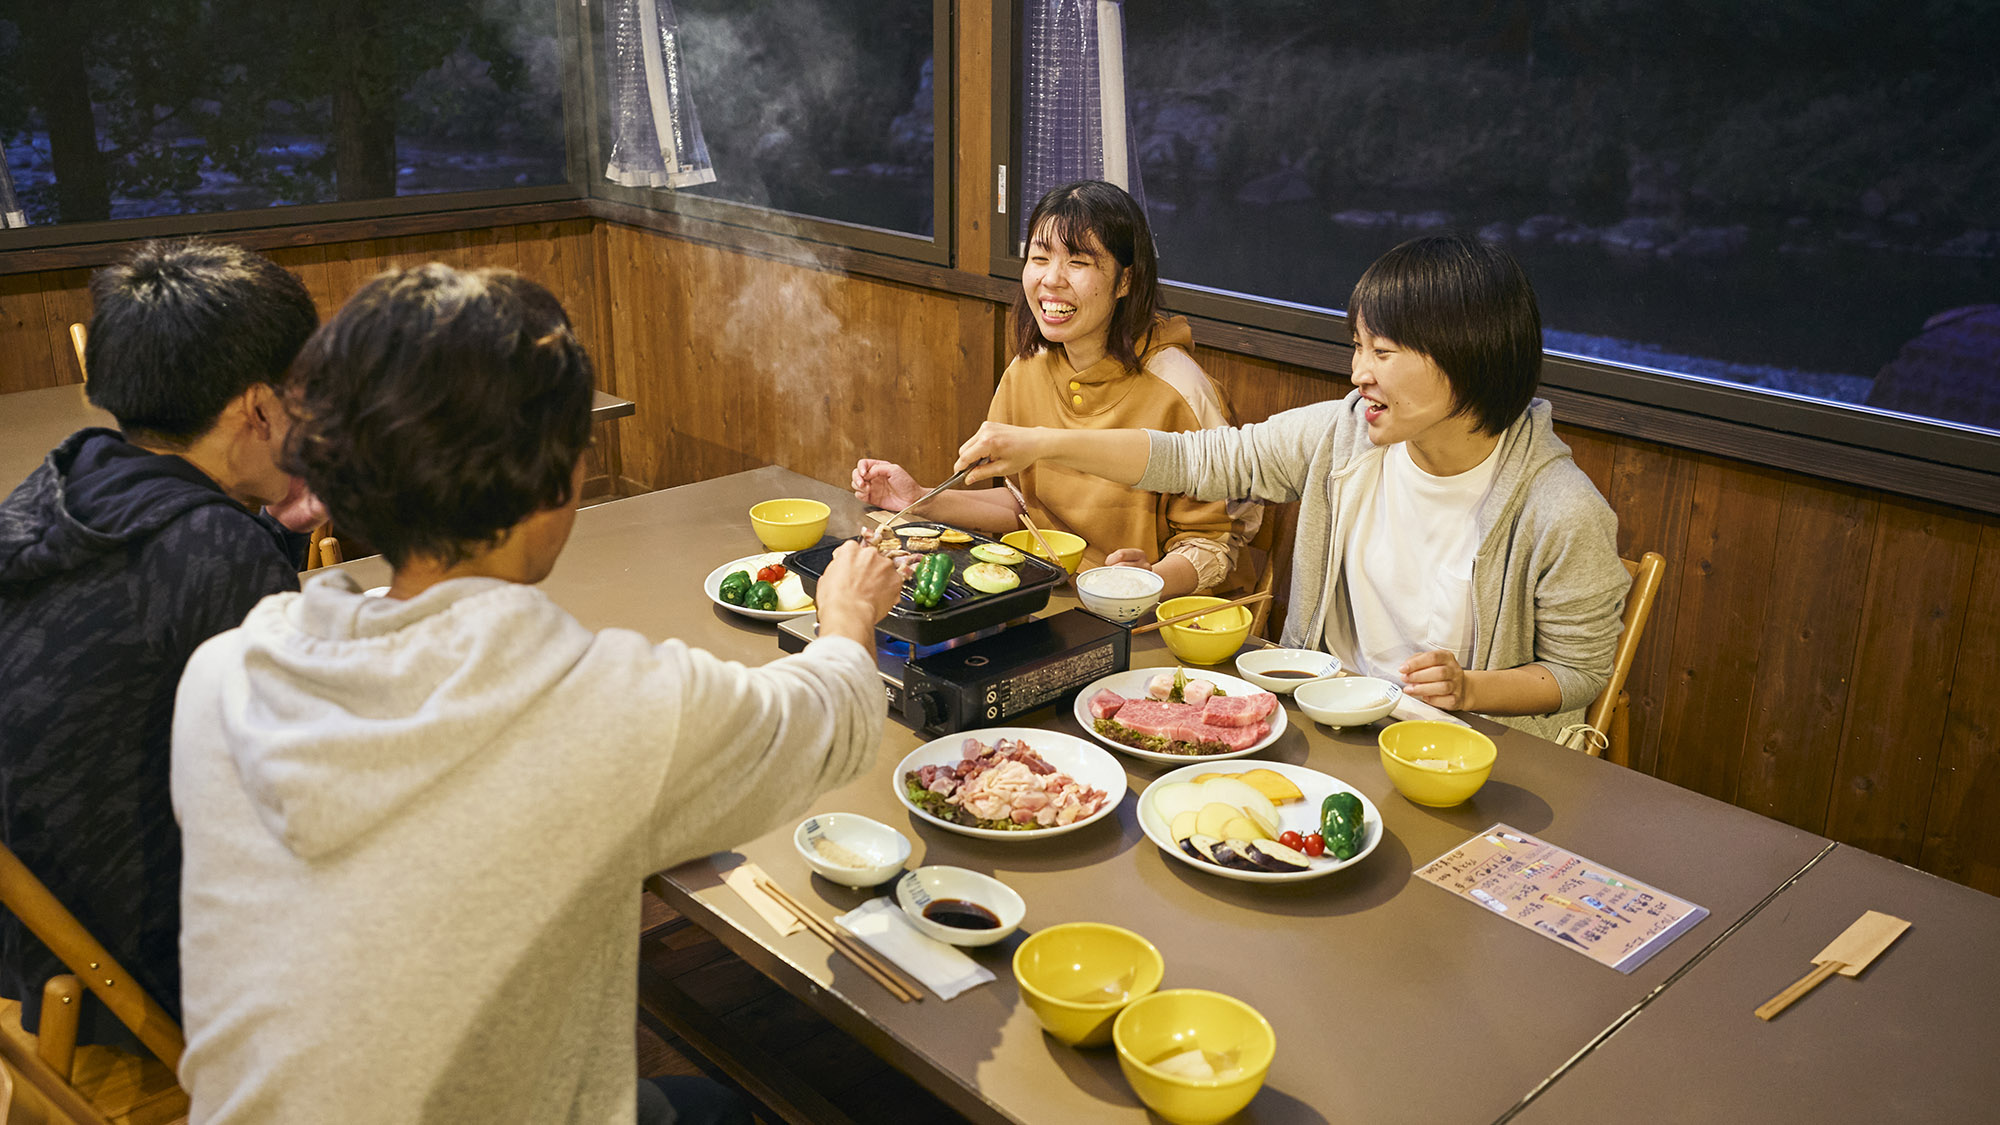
894, 866, 1026, 947
1075, 565, 1166, 624
792, 813, 912, 887
1294, 676, 1403, 727
1233, 648, 1343, 694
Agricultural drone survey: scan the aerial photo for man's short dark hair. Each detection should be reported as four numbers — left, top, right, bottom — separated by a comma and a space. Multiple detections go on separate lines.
84, 239, 318, 444
1348, 233, 1543, 436
284, 265, 595, 569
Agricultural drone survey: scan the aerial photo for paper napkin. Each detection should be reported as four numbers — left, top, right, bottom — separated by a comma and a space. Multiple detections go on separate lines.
721, 861, 804, 937
1390, 690, 1472, 727
835, 898, 994, 1001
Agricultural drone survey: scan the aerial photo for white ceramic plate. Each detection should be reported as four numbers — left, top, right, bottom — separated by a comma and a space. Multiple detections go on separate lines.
1071, 667, 1288, 763
1137, 761, 1381, 883
703, 553, 814, 621
892, 727, 1128, 840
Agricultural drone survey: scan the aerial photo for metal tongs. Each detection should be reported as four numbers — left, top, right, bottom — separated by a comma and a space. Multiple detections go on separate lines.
879, 461, 981, 528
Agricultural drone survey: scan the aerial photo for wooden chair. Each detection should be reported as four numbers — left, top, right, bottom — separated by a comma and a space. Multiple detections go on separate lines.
1576, 551, 1666, 765
1245, 501, 1298, 640
68, 324, 88, 383
0, 841, 187, 1125
302, 522, 344, 570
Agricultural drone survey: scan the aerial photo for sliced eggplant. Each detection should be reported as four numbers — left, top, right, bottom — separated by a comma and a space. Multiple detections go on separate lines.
1207, 838, 1265, 871
1181, 833, 1222, 863
1244, 839, 1314, 873
894, 525, 946, 538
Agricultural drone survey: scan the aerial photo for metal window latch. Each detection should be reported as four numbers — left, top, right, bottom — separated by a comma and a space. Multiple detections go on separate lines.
996, 165, 1008, 214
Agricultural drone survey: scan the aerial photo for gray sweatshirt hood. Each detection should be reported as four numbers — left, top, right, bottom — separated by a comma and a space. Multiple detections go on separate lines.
215, 571, 594, 859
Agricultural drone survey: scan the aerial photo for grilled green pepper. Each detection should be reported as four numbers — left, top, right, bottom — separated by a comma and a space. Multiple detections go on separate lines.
718, 569, 753, 605
744, 580, 780, 611
911, 553, 953, 608
1321, 791, 1364, 860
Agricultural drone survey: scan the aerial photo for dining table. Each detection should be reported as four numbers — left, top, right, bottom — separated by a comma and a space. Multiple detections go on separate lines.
0, 383, 635, 494
328, 465, 1988, 1125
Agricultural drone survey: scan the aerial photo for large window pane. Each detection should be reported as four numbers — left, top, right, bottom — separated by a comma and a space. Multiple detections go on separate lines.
652, 0, 935, 238
0, 0, 567, 226
1119, 1, 2000, 434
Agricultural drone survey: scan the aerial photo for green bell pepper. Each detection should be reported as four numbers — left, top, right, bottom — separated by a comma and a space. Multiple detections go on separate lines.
744, 580, 780, 611
1321, 791, 1364, 860
718, 570, 753, 605
910, 553, 953, 609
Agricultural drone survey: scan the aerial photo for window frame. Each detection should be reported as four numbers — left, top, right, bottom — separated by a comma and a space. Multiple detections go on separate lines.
576, 0, 954, 267
984, 0, 2000, 515
0, 0, 588, 255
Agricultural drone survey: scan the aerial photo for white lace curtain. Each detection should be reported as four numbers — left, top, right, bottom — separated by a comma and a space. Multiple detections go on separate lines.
1020, 0, 1144, 237
0, 157, 25, 228
602, 0, 716, 189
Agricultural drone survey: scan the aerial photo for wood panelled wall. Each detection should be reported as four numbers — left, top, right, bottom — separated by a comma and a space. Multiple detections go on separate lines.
3, 221, 1994, 898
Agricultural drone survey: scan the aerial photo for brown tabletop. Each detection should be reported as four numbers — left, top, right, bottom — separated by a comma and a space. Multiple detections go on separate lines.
1, 383, 115, 492
1512, 843, 2000, 1125
3, 384, 632, 497
333, 467, 1838, 1124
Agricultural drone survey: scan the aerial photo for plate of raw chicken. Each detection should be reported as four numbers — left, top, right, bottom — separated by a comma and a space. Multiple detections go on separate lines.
1072, 667, 1287, 763
894, 728, 1127, 840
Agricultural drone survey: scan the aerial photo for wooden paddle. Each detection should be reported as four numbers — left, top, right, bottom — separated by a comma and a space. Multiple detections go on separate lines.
1753, 909, 1910, 1020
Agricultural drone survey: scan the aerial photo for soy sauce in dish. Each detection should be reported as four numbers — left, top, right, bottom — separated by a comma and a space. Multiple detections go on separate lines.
922, 899, 1001, 929
1262, 669, 1326, 679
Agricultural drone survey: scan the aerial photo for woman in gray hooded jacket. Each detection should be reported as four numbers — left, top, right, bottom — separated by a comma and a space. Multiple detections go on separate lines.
957, 234, 1627, 743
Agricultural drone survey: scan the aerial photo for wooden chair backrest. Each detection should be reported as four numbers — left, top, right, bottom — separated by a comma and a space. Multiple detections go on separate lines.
0, 843, 183, 1071
1246, 500, 1299, 639
1584, 552, 1666, 736
69, 324, 88, 383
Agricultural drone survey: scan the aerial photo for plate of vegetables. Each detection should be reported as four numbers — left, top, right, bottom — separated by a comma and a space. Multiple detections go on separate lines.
1136, 761, 1380, 883
705, 553, 815, 620
894, 728, 1127, 840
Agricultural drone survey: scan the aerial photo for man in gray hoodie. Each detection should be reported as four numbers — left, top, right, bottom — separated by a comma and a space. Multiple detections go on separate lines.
170, 265, 904, 1123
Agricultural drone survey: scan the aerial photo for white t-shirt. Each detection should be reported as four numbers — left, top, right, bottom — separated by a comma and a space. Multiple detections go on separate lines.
1325, 441, 1503, 679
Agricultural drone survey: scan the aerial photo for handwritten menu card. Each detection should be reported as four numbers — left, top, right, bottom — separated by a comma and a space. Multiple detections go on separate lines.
1415, 824, 1708, 974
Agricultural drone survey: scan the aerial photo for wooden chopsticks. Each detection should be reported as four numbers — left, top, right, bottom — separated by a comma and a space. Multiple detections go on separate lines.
1130, 590, 1274, 635
999, 476, 1069, 588
754, 875, 923, 1002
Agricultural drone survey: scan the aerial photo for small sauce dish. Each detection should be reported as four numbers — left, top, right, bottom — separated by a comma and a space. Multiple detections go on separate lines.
1294, 676, 1402, 727
1234, 648, 1342, 694
792, 813, 912, 887
894, 866, 1025, 947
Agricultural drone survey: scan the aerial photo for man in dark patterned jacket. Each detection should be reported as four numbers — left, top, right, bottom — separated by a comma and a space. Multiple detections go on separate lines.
0, 239, 320, 1047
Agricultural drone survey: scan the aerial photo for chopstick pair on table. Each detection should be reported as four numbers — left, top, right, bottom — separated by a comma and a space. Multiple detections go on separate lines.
753, 874, 924, 1003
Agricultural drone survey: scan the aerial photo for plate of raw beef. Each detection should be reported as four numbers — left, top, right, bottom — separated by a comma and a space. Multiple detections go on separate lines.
1072, 667, 1287, 763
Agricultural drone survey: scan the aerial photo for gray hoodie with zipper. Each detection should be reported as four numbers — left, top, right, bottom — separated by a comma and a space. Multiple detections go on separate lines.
171, 571, 883, 1124
1137, 390, 1626, 742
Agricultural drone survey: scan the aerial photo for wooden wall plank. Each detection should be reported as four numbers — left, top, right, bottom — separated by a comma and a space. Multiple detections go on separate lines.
1733, 480, 1876, 829
0, 272, 62, 395
1603, 438, 1699, 775
1920, 522, 2000, 894
1556, 423, 1618, 500
1653, 458, 1787, 801
38, 269, 94, 385
1826, 501, 1982, 864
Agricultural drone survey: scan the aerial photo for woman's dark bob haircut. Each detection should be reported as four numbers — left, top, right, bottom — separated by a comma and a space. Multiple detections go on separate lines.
1008, 180, 1161, 370
1348, 233, 1543, 436
284, 265, 595, 569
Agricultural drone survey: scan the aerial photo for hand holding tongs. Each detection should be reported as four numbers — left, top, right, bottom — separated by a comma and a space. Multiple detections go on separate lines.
879, 461, 982, 529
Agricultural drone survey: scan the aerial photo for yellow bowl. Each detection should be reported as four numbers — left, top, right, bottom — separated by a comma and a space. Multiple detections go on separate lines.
1112, 990, 1275, 1125
1378, 720, 1497, 807
748, 498, 830, 551
1002, 529, 1086, 574
1153, 596, 1252, 666
1012, 923, 1165, 1047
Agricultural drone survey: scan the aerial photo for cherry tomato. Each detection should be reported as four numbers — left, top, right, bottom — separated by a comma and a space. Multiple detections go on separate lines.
757, 564, 787, 583
1301, 833, 1326, 858
1278, 830, 1303, 850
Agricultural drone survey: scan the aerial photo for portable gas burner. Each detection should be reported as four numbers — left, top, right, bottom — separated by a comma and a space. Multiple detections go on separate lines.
776, 608, 1128, 735
777, 531, 1130, 734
